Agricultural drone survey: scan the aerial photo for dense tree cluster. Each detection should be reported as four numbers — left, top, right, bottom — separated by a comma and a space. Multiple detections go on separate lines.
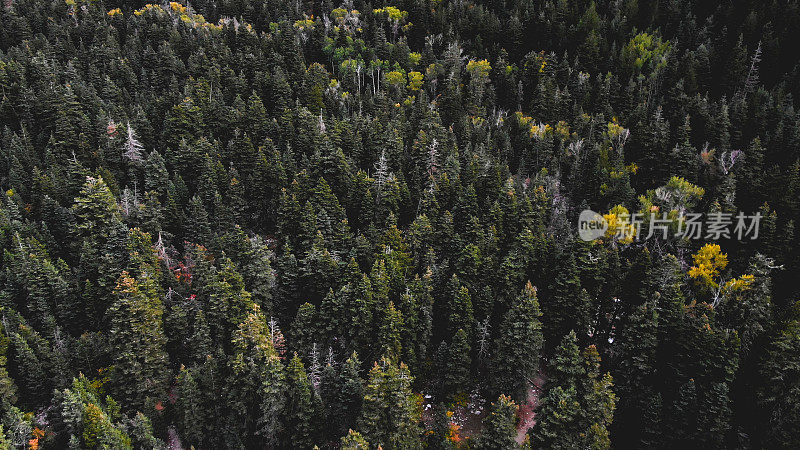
0, 0, 799, 448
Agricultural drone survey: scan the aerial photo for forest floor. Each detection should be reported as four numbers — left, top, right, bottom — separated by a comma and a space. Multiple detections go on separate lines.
516, 373, 545, 444
420, 391, 488, 441
420, 371, 545, 444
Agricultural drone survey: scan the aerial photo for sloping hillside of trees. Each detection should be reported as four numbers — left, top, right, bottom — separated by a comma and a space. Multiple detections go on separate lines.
0, 0, 799, 448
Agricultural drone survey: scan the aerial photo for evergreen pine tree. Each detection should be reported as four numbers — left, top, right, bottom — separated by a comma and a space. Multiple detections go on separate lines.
492, 281, 543, 399
285, 352, 316, 448
108, 269, 169, 411
359, 358, 422, 449
341, 429, 370, 449
440, 328, 471, 399
475, 394, 519, 450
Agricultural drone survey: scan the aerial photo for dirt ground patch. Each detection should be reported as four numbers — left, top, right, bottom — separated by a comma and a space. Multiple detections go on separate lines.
516, 373, 545, 444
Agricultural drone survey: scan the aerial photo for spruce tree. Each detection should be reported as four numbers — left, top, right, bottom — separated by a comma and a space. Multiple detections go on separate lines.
228, 306, 286, 446
581, 345, 616, 449
108, 270, 169, 411
378, 301, 404, 359
492, 281, 543, 399
340, 352, 364, 432
543, 252, 589, 345
440, 328, 471, 399
341, 429, 370, 449
445, 275, 475, 340
475, 394, 519, 450
285, 353, 316, 448
531, 331, 615, 449
612, 302, 659, 447
758, 312, 800, 448
359, 358, 422, 450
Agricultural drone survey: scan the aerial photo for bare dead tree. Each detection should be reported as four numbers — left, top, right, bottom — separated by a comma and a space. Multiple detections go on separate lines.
735, 41, 762, 104
268, 317, 286, 357
374, 149, 389, 204
155, 231, 173, 269
317, 114, 326, 134
476, 318, 491, 362
119, 186, 134, 216
427, 138, 439, 179
720, 149, 743, 175
308, 343, 322, 393
123, 122, 145, 163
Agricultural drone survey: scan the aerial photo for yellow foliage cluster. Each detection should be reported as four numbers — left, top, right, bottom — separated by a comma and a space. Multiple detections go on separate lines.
425, 63, 440, 79
107, 8, 122, 17
621, 32, 671, 73
609, 163, 638, 179
132, 3, 229, 31
554, 120, 570, 139
340, 59, 360, 73
514, 113, 565, 141
528, 51, 549, 73
723, 274, 755, 292
409, 52, 422, 66
529, 122, 553, 139
606, 118, 627, 140
688, 244, 728, 289
373, 6, 408, 22
331, 8, 359, 21
636, 176, 703, 230
293, 17, 316, 31
515, 111, 533, 127
604, 204, 635, 244
385, 70, 406, 86
90, 367, 111, 395
466, 59, 492, 77
133, 4, 161, 16
667, 176, 705, 198
408, 71, 424, 91
169, 1, 187, 14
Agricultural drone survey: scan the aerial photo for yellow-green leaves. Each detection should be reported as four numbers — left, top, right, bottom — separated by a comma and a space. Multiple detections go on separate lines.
689, 244, 755, 307
373, 6, 408, 22
665, 176, 705, 200
407, 71, 424, 91
604, 204, 634, 244
723, 274, 755, 292
638, 176, 704, 222
466, 59, 492, 77
621, 32, 671, 74
385, 70, 406, 87
689, 243, 728, 289
293, 17, 316, 32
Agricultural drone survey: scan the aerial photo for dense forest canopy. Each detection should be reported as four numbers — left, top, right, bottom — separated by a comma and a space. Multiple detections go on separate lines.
0, 0, 799, 448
